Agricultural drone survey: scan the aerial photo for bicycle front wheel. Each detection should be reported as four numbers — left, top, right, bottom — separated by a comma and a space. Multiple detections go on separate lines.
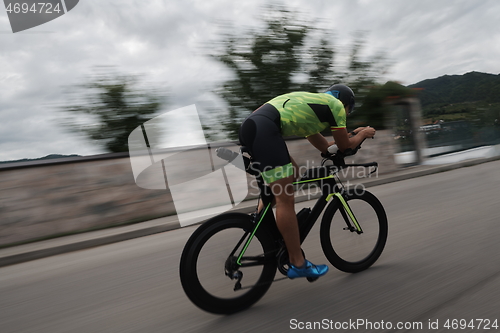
179, 213, 277, 314
320, 190, 388, 273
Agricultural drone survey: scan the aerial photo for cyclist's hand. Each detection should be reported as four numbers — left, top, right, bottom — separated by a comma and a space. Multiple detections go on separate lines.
352, 127, 367, 135
361, 126, 376, 139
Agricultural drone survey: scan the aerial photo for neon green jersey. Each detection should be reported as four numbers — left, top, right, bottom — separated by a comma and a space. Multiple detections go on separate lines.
266, 92, 347, 137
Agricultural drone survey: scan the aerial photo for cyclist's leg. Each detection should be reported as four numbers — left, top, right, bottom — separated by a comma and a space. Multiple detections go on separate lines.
239, 104, 284, 214
239, 105, 301, 261
239, 104, 327, 278
271, 175, 328, 279
269, 175, 303, 267
255, 156, 298, 213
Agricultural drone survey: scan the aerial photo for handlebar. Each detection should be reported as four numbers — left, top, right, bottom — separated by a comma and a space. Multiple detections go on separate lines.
321, 136, 378, 173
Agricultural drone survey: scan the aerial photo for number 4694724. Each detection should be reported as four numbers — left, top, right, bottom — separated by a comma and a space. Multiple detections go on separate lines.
6, 3, 62, 14
444, 319, 498, 330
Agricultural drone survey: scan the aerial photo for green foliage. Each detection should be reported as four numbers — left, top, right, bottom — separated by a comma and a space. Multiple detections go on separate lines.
410, 71, 500, 107
212, 6, 390, 139
61, 71, 165, 153
349, 81, 416, 129
410, 71, 500, 126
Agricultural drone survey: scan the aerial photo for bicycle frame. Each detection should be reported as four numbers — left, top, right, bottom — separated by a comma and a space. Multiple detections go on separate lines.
232, 162, 362, 269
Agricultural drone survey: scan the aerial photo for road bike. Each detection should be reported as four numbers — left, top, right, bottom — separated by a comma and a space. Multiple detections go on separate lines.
179, 140, 388, 314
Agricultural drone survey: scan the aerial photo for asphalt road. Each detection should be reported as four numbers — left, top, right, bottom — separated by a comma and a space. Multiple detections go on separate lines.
1, 160, 500, 333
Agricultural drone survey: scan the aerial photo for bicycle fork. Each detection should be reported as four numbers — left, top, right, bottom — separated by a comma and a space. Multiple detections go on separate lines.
327, 193, 363, 234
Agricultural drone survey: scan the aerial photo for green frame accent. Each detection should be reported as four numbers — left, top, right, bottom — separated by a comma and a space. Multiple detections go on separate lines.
293, 175, 334, 185
326, 193, 362, 232
236, 203, 271, 265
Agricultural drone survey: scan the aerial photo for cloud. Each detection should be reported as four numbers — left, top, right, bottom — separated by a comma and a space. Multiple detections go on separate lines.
1, 0, 500, 160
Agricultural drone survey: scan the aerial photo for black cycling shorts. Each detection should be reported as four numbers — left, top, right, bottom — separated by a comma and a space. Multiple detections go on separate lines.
239, 104, 293, 183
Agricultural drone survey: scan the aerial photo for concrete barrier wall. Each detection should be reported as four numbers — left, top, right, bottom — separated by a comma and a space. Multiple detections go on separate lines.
0, 130, 397, 247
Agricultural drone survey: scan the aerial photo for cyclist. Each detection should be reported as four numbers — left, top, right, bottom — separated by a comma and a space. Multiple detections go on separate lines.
239, 84, 376, 279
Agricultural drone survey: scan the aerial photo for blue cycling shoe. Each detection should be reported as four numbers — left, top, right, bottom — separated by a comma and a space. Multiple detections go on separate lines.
287, 260, 329, 279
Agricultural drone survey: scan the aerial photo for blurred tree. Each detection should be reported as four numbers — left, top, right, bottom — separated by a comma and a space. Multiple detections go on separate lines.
349, 81, 416, 129
211, 6, 390, 139
61, 71, 165, 153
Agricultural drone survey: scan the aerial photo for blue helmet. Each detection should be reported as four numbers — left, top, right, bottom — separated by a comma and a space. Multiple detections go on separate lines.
325, 84, 355, 113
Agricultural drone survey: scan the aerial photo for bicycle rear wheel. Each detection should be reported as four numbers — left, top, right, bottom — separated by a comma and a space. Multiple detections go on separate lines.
320, 190, 388, 273
179, 213, 277, 314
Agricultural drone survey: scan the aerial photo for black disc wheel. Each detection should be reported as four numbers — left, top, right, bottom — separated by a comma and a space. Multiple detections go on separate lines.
179, 213, 277, 314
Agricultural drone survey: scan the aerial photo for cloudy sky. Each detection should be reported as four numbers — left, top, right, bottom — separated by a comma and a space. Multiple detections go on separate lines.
1, 0, 500, 161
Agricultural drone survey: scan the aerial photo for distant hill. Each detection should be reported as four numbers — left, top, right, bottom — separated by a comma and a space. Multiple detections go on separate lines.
0, 154, 80, 164
409, 71, 500, 106
408, 71, 500, 122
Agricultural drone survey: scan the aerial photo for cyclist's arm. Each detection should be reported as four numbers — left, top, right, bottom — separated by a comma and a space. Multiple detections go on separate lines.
306, 133, 335, 154
332, 127, 375, 152
307, 127, 375, 154
352, 127, 369, 135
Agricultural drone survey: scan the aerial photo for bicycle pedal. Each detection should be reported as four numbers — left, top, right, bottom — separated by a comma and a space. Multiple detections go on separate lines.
307, 277, 319, 283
